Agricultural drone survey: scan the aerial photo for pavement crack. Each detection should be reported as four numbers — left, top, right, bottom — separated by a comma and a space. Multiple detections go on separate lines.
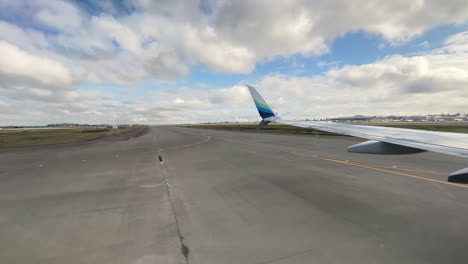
180, 236, 190, 259
157, 152, 190, 263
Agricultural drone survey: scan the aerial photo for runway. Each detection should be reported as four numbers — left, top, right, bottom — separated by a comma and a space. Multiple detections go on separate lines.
2, 126, 468, 263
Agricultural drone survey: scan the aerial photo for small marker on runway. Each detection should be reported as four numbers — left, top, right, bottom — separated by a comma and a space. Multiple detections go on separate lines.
82, 159, 86, 162
115, 155, 119, 158
392, 166, 398, 168
139, 184, 161, 188
39, 164, 43, 167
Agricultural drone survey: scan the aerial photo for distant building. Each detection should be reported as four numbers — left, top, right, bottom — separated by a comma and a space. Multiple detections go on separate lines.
400, 116, 425, 122
435, 116, 456, 122
330, 115, 374, 122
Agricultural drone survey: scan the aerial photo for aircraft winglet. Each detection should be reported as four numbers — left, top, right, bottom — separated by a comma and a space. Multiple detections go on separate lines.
246, 85, 276, 119
246, 85, 278, 130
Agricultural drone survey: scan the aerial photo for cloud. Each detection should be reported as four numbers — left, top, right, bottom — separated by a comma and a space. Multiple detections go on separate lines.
0, 0, 83, 31
214, 0, 468, 59
214, 0, 328, 58
4, 29, 468, 125
184, 27, 256, 73
326, 44, 468, 97
0, 41, 72, 89
418, 41, 430, 48
0, 21, 47, 50
1, 1, 468, 125
34, 0, 83, 31
317, 60, 343, 68
0, 41, 78, 104
3, 0, 468, 83
442, 30, 468, 53
250, 31, 468, 118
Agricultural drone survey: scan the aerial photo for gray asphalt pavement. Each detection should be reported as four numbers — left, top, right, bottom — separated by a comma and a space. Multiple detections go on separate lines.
2, 126, 468, 264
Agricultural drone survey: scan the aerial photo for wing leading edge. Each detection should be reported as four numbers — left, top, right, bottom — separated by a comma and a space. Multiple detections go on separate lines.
246, 85, 468, 179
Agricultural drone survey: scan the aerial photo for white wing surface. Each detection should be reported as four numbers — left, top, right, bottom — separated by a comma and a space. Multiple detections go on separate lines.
246, 85, 468, 178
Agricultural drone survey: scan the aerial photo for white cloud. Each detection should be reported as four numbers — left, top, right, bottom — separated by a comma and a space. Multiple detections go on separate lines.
34, 0, 83, 31
443, 31, 468, 53
0, 41, 72, 89
0, 0, 83, 31
418, 41, 430, 48
214, 0, 468, 59
4, 29, 468, 124
5, 0, 467, 84
250, 32, 468, 119
317, 60, 342, 68
1, 1, 468, 124
0, 21, 47, 50
92, 15, 143, 56
183, 27, 256, 73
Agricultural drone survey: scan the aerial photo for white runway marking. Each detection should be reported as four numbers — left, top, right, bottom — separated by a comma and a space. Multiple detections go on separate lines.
139, 184, 162, 188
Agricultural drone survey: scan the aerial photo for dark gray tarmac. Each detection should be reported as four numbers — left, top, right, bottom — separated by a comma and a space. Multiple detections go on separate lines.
2, 126, 468, 264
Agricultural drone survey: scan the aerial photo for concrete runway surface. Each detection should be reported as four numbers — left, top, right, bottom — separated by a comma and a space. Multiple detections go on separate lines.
2, 126, 468, 264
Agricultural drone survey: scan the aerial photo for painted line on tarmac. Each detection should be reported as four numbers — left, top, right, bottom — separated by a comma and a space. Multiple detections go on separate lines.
159, 136, 212, 151
139, 184, 162, 188
214, 136, 468, 189
344, 161, 447, 175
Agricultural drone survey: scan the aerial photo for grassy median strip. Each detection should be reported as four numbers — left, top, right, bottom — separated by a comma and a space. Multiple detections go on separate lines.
181, 122, 468, 135
0, 126, 142, 147
180, 123, 339, 135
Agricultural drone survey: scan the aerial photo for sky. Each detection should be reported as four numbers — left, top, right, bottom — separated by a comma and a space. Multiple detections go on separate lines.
1, 0, 468, 125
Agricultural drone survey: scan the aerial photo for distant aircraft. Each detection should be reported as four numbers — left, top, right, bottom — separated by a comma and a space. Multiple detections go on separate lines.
246, 85, 468, 180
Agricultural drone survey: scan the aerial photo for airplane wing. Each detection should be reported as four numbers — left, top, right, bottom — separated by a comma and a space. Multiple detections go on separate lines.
246, 85, 468, 178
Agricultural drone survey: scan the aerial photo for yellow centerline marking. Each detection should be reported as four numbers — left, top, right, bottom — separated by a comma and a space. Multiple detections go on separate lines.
214, 136, 467, 189
160, 136, 212, 151
344, 161, 447, 175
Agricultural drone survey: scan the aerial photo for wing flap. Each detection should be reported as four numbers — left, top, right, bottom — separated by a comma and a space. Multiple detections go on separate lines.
347, 140, 426, 154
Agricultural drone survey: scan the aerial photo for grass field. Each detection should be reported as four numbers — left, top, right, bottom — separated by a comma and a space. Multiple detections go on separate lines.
0, 126, 143, 147
182, 122, 468, 135
181, 123, 339, 135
